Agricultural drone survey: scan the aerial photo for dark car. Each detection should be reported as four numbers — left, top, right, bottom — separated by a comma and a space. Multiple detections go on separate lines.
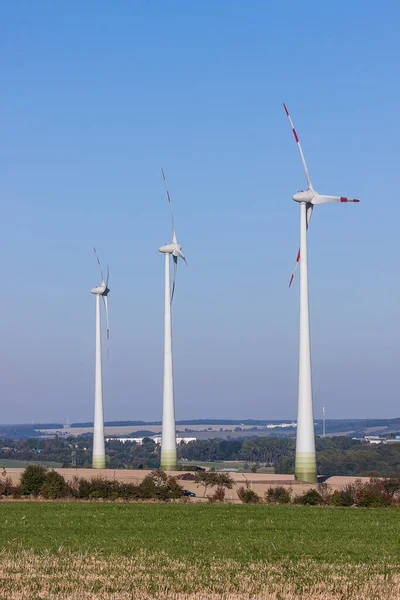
182, 489, 196, 497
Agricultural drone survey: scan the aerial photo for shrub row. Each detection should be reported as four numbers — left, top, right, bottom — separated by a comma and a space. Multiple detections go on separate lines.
6, 466, 184, 501
238, 478, 400, 507
3, 466, 400, 507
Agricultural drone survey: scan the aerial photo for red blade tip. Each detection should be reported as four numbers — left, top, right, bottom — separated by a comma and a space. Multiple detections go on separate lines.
283, 103, 289, 115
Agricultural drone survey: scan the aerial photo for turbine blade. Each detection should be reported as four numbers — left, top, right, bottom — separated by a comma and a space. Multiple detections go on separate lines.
312, 194, 361, 205
171, 255, 178, 304
178, 250, 188, 266
106, 265, 110, 287
283, 103, 313, 190
161, 168, 176, 241
288, 249, 300, 288
288, 203, 313, 288
103, 295, 110, 360
93, 247, 104, 282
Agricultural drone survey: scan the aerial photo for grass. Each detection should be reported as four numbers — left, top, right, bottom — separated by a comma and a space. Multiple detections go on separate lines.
0, 502, 399, 598
180, 460, 275, 473
0, 459, 63, 468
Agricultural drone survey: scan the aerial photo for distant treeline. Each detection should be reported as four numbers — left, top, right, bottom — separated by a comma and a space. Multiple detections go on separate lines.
68, 417, 400, 437
0, 424, 63, 439
179, 437, 400, 477
2, 435, 400, 476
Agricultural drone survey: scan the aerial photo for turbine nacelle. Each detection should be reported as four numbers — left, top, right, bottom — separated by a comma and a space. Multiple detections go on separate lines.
158, 242, 179, 254
293, 189, 315, 203
159, 241, 187, 262
91, 282, 108, 295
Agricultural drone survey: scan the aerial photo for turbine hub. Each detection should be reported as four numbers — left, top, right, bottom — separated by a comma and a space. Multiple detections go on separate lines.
293, 189, 316, 203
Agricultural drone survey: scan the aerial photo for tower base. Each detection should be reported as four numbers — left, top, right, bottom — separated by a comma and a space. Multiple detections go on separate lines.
92, 455, 106, 469
295, 452, 317, 483
160, 448, 177, 471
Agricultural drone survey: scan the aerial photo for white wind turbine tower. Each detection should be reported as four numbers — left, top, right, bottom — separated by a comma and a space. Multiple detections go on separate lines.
91, 248, 110, 469
284, 103, 360, 483
158, 169, 187, 471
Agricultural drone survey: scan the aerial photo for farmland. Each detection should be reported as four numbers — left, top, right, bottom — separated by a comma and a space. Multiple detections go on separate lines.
0, 502, 399, 599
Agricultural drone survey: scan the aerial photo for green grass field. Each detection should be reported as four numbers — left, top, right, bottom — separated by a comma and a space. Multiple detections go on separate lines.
0, 458, 63, 468
179, 460, 275, 473
0, 502, 399, 599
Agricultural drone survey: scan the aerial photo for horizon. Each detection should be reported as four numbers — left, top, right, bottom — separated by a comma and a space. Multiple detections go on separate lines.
2, 415, 400, 427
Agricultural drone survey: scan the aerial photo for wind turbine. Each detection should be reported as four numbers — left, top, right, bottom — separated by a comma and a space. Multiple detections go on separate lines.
158, 169, 187, 471
284, 103, 359, 483
91, 247, 110, 469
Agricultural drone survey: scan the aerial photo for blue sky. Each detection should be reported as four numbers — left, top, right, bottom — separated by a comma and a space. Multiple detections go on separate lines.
0, 1, 399, 423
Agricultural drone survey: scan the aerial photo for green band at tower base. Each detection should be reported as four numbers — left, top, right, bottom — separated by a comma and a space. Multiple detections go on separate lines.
92, 456, 106, 469
160, 448, 177, 471
295, 452, 317, 483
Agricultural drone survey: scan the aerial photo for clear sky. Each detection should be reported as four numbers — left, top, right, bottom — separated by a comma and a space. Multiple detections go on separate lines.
1, 1, 399, 423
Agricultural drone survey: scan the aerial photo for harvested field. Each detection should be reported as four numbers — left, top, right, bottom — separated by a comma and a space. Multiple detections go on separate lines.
0, 550, 399, 599
0, 502, 398, 599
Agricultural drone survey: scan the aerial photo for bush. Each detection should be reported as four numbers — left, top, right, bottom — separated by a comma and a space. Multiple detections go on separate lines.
139, 470, 183, 501
328, 478, 399, 507
166, 476, 185, 499
354, 478, 392, 508
69, 472, 175, 501
295, 489, 323, 506
40, 471, 69, 499
20, 464, 48, 496
119, 483, 140, 500
265, 486, 292, 504
88, 477, 121, 499
382, 477, 400, 499
0, 469, 14, 496
237, 485, 261, 504
330, 489, 355, 507
208, 486, 226, 503
72, 477, 92, 498
12, 484, 22, 498
317, 482, 332, 505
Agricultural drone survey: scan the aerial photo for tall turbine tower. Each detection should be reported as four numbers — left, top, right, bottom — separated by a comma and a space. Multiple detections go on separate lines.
91, 248, 110, 469
159, 169, 187, 471
284, 103, 360, 483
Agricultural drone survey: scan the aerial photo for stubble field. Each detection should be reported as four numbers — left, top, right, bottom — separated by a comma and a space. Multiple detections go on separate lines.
0, 502, 399, 599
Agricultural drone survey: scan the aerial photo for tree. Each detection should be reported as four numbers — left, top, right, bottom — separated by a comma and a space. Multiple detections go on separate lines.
20, 464, 48, 496
40, 471, 69, 499
195, 471, 217, 497
195, 472, 234, 499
